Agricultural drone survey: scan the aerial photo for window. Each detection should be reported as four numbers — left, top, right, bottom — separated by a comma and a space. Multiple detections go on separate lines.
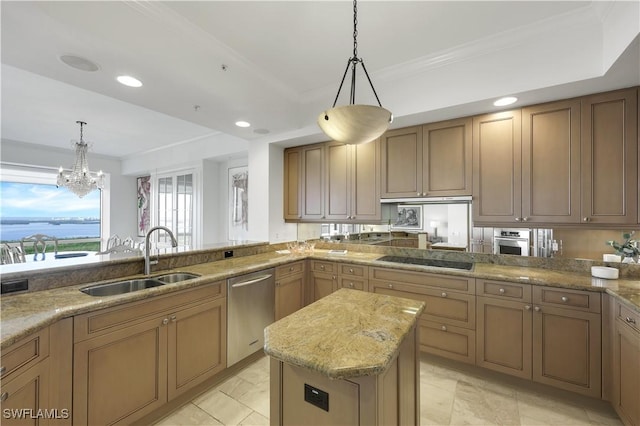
154, 170, 197, 247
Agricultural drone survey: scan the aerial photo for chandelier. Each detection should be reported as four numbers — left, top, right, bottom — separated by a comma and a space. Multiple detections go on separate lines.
317, 0, 393, 145
57, 121, 104, 198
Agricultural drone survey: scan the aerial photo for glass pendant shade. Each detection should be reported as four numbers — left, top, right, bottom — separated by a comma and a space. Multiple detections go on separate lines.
318, 105, 392, 145
57, 121, 104, 198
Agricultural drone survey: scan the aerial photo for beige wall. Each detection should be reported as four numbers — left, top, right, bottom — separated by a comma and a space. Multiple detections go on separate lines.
554, 229, 639, 260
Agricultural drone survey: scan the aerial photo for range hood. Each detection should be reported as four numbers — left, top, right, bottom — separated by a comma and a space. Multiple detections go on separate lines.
381, 196, 472, 204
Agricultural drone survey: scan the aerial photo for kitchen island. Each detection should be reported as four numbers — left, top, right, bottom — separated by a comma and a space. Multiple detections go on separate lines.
264, 288, 425, 426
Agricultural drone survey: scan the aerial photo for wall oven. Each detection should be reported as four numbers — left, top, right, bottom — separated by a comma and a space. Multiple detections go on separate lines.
493, 229, 531, 256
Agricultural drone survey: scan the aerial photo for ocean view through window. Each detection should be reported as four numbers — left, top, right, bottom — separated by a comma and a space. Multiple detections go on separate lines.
1, 181, 101, 249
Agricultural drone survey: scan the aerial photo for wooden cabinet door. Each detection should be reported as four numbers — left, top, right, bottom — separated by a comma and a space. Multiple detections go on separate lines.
522, 100, 581, 223
422, 117, 472, 196
310, 271, 337, 302
325, 142, 350, 220
532, 305, 601, 398
473, 110, 522, 224
581, 88, 638, 225
1, 360, 50, 426
73, 316, 168, 425
380, 126, 422, 198
612, 319, 640, 426
276, 272, 305, 320
351, 139, 381, 221
301, 144, 325, 220
167, 298, 227, 400
477, 297, 532, 379
283, 147, 302, 220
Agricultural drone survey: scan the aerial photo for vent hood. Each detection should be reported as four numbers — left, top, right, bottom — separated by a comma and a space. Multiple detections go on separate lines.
381, 196, 472, 204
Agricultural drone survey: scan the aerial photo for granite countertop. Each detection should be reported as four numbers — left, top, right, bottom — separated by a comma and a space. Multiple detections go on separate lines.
264, 288, 424, 379
1, 248, 639, 350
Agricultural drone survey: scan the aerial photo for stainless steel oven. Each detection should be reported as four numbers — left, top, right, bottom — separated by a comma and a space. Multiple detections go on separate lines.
493, 229, 530, 256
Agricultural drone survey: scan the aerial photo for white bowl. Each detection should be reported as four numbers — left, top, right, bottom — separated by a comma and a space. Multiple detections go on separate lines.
591, 266, 619, 279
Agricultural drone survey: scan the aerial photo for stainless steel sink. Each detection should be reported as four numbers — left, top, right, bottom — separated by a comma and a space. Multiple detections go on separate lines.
155, 272, 200, 284
81, 278, 165, 297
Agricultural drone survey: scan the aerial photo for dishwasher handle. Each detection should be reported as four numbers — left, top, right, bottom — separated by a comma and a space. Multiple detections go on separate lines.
230, 274, 273, 289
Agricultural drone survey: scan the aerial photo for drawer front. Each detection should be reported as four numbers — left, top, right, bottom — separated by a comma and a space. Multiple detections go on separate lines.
74, 280, 225, 342
1, 328, 50, 380
369, 267, 475, 294
371, 280, 475, 329
419, 320, 475, 364
310, 260, 337, 274
339, 277, 367, 291
276, 261, 305, 278
615, 301, 640, 334
534, 286, 601, 313
339, 264, 367, 278
476, 280, 532, 302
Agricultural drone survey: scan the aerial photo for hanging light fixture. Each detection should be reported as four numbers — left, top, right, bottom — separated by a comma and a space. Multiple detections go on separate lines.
318, 0, 393, 145
57, 121, 104, 198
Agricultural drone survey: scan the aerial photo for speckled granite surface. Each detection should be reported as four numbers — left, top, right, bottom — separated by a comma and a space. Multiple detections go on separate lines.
264, 288, 424, 379
1, 247, 639, 350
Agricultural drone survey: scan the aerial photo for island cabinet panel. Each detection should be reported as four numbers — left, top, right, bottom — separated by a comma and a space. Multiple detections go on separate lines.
612, 301, 640, 426
472, 110, 522, 223
73, 282, 227, 425
581, 87, 638, 225
380, 126, 423, 198
283, 147, 302, 220
422, 117, 472, 196
275, 262, 306, 320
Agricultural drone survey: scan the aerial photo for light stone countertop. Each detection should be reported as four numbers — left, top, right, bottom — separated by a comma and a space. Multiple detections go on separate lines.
264, 288, 424, 379
1, 249, 639, 350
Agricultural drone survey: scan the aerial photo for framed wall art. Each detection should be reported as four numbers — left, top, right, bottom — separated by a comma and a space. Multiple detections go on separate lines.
228, 166, 248, 240
392, 205, 423, 230
136, 175, 151, 236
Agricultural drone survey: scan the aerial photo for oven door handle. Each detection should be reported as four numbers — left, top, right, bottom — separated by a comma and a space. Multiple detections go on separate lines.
230, 274, 273, 289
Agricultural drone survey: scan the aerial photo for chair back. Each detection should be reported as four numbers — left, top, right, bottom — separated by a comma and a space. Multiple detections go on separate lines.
20, 234, 59, 261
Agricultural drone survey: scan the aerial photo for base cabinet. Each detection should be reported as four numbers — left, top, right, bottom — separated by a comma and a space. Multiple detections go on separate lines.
308, 261, 338, 303
275, 262, 306, 320
612, 302, 640, 426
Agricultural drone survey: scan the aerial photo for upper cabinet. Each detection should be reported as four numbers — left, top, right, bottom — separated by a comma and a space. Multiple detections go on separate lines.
580, 88, 638, 225
380, 120, 472, 199
283, 144, 326, 221
283, 147, 301, 220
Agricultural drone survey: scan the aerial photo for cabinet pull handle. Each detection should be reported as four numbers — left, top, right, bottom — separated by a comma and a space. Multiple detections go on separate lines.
625, 317, 637, 324
534, 306, 541, 312
0, 392, 7, 402
161, 318, 169, 326
276, 282, 280, 287
170, 315, 177, 322
561, 296, 569, 303
524, 305, 531, 310
441, 325, 447, 331
499, 288, 505, 294
441, 292, 447, 298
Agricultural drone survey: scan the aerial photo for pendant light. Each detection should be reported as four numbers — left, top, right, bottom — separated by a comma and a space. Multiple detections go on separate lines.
56, 121, 104, 198
318, 0, 393, 145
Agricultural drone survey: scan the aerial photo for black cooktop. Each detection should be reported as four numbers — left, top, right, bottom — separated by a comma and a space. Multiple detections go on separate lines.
376, 255, 474, 271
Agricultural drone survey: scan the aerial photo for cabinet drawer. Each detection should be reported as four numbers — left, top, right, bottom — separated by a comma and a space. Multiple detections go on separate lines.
74, 281, 225, 342
533, 286, 601, 313
0, 328, 49, 380
310, 260, 337, 274
276, 261, 305, 278
339, 277, 367, 291
476, 280, 532, 302
419, 320, 475, 364
371, 280, 475, 329
369, 267, 475, 294
339, 264, 367, 278
615, 301, 640, 334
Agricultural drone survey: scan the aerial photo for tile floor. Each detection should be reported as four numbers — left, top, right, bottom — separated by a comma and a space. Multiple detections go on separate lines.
154, 354, 622, 426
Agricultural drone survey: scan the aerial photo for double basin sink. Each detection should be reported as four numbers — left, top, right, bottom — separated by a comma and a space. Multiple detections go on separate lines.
80, 272, 200, 297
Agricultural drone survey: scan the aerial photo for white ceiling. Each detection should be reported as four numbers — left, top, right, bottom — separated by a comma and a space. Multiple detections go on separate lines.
1, 1, 639, 161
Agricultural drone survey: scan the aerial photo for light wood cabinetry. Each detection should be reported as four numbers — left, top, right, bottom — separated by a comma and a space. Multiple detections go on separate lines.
325, 139, 381, 222
369, 267, 476, 364
275, 261, 306, 320
308, 260, 338, 303
338, 263, 369, 291
380, 126, 422, 198
300, 144, 325, 220
581, 88, 638, 225
283, 147, 302, 220
73, 282, 226, 425
612, 300, 640, 426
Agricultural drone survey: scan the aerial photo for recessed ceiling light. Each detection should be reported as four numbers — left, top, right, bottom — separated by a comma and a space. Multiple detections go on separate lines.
493, 96, 518, 107
117, 75, 143, 88
235, 121, 251, 128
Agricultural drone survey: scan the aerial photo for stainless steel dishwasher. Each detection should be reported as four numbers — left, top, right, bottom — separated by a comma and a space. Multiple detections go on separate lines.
227, 268, 275, 366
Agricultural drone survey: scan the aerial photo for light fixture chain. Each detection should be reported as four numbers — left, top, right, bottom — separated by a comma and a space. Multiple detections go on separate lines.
352, 0, 358, 59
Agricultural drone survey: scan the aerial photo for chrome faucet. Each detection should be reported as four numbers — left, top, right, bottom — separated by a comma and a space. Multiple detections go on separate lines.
144, 226, 178, 275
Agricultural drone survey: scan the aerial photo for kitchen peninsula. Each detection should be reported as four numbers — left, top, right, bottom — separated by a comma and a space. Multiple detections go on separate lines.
265, 288, 424, 426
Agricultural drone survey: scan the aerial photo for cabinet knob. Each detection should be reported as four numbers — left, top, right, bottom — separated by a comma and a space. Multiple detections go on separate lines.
625, 316, 637, 325
170, 315, 177, 322
320, 265, 325, 270
522, 217, 530, 222
349, 282, 354, 288
0, 392, 7, 402
534, 306, 541, 312
162, 318, 169, 326
349, 268, 354, 273
417, 192, 421, 196
524, 305, 531, 310
289, 267, 294, 271
388, 284, 393, 289
583, 217, 590, 222
515, 217, 522, 222
499, 288, 505, 294
422, 192, 427, 196
0, 366, 5, 375
561, 296, 569, 303
441, 325, 447, 331
441, 292, 448, 298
